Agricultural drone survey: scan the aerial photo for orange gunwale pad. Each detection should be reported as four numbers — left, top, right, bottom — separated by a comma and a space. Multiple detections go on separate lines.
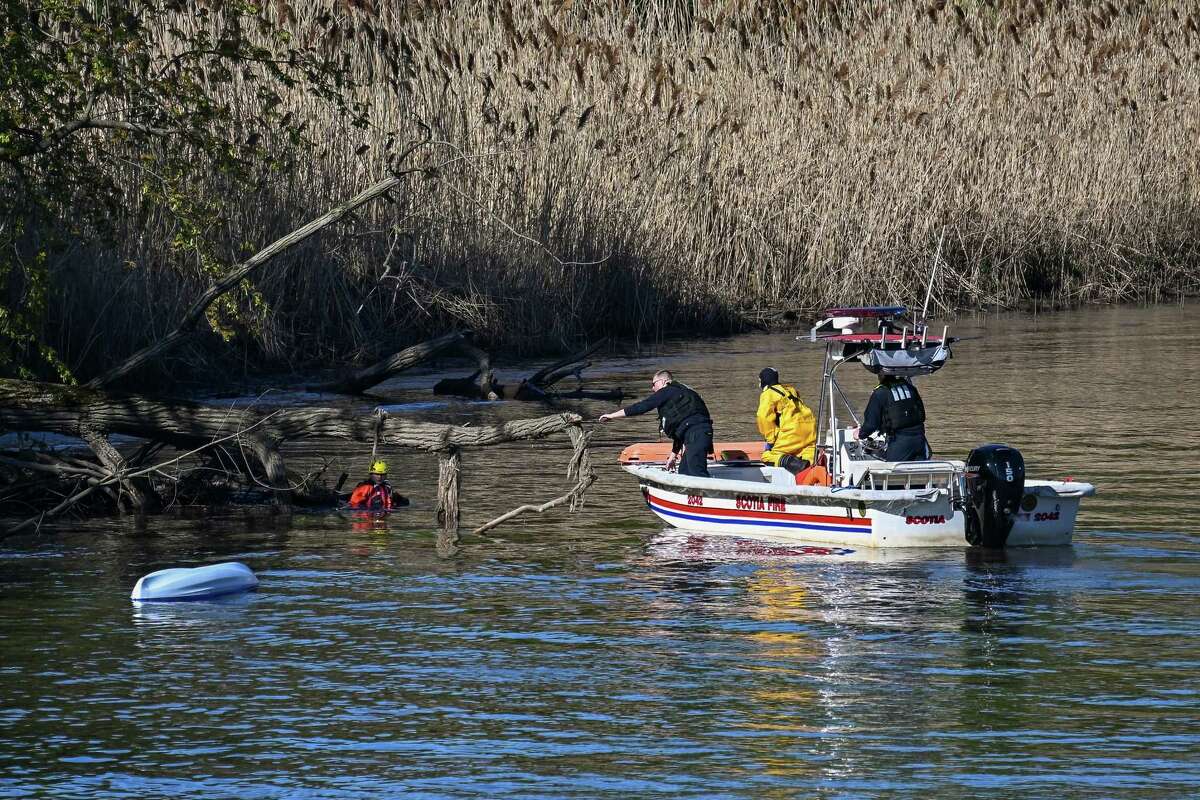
618, 441, 766, 465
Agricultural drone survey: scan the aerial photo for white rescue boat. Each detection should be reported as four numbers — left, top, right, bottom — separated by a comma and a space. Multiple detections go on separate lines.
618, 306, 1095, 549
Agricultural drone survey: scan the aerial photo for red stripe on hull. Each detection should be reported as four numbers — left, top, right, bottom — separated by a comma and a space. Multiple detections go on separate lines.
650, 493, 871, 527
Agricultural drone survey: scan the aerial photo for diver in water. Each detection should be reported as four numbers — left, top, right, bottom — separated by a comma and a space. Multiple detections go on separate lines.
347, 460, 410, 510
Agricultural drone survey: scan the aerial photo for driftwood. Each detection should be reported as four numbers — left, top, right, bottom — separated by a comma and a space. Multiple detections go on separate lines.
524, 340, 607, 386
513, 339, 623, 402
77, 423, 162, 513
307, 331, 466, 394
0, 379, 590, 541
431, 339, 621, 402
433, 339, 502, 400
0, 419, 283, 537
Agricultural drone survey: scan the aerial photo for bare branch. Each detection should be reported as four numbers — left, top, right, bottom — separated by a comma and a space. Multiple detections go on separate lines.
472, 425, 596, 534
88, 128, 437, 389
28, 118, 176, 156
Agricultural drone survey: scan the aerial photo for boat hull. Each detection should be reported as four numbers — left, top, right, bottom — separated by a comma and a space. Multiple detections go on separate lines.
130, 562, 259, 602
636, 472, 1086, 548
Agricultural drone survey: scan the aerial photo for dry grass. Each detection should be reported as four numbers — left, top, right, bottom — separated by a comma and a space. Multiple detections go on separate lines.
43, 0, 1200, 382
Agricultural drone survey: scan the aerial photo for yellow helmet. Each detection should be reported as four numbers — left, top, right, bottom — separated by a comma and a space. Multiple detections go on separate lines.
370, 460, 388, 474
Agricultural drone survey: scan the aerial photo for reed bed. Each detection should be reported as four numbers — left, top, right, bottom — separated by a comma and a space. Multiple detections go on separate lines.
40, 0, 1200, 382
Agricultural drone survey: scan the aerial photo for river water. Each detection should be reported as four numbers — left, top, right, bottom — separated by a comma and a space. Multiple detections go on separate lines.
2, 305, 1199, 798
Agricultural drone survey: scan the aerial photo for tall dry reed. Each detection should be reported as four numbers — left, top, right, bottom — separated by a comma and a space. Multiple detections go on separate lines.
41, 0, 1200, 383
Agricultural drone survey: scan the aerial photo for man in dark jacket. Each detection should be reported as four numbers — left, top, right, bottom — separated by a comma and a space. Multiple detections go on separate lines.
857, 374, 931, 462
599, 370, 714, 477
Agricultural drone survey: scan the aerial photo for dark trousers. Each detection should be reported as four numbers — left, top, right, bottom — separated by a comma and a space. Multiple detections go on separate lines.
678, 421, 714, 477
885, 432, 931, 462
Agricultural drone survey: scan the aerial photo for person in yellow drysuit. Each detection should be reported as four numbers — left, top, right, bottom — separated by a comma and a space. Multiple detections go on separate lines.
756, 367, 817, 475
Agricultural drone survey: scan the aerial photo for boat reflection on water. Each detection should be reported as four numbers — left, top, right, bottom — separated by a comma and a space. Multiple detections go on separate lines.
646, 528, 1077, 567
130, 590, 257, 631
633, 528, 1081, 785
646, 528, 942, 565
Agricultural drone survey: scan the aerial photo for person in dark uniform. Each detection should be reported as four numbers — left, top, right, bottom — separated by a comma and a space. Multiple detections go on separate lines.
856, 374, 931, 461
598, 370, 714, 477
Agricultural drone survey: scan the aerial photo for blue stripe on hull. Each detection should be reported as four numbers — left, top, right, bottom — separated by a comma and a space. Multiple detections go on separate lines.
650, 503, 869, 534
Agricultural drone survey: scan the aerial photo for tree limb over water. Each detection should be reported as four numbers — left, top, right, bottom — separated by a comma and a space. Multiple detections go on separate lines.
87, 142, 433, 390
0, 379, 592, 541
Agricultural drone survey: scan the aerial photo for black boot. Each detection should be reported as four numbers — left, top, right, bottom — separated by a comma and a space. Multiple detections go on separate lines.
778, 454, 811, 475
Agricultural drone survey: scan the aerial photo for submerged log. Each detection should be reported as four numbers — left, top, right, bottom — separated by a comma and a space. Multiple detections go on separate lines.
307, 331, 467, 395
433, 340, 502, 400
523, 340, 607, 387
513, 339, 622, 403
432, 339, 624, 403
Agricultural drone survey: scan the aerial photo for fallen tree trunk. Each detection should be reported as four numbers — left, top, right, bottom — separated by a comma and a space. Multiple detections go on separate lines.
0, 380, 579, 452
0, 379, 589, 540
513, 339, 622, 403
428, 339, 623, 403
307, 331, 467, 395
523, 340, 607, 387
87, 164, 428, 390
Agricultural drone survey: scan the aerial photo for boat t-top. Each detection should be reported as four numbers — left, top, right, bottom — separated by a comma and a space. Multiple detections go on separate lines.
617, 306, 1095, 549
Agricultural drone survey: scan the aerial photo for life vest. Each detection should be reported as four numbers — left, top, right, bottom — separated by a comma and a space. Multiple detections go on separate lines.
349, 480, 393, 510
878, 378, 925, 435
657, 382, 711, 438
795, 464, 831, 486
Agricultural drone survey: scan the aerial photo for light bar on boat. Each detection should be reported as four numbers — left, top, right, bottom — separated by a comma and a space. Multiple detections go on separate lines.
809, 305, 920, 342
821, 306, 908, 318
816, 333, 952, 344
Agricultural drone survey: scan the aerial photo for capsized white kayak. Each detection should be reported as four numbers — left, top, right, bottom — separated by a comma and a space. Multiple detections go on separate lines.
130, 562, 258, 602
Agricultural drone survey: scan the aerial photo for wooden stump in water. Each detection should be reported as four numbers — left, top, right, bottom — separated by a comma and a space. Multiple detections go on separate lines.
435, 447, 461, 556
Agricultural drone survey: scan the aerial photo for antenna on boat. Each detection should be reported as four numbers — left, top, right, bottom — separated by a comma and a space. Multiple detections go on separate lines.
920, 226, 946, 324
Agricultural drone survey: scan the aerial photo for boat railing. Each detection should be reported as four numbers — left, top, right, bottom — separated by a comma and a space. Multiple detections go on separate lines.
855, 460, 963, 491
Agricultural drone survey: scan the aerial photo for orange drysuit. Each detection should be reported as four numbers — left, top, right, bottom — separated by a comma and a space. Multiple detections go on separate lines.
348, 480, 394, 510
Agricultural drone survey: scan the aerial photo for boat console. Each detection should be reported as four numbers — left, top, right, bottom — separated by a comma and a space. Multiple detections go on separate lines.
829, 425, 965, 491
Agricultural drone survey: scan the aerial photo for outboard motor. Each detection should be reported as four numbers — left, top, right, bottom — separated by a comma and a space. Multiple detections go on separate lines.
964, 444, 1025, 548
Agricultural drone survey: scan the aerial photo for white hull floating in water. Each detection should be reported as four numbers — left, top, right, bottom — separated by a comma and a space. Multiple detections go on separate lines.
616, 305, 1096, 549
130, 562, 259, 602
